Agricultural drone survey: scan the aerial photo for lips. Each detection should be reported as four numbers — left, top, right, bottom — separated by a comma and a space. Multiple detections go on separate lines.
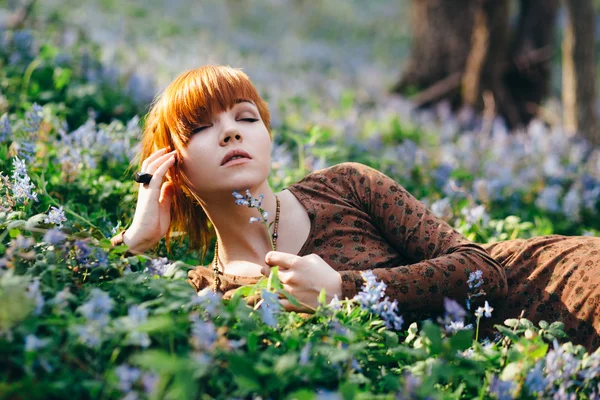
221, 149, 252, 166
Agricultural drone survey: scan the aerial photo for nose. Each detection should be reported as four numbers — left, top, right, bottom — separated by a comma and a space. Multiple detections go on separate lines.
220, 127, 243, 146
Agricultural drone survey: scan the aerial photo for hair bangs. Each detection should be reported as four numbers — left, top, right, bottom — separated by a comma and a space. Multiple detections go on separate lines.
160, 66, 269, 143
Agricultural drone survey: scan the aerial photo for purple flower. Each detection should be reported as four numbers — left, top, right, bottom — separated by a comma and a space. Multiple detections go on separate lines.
467, 270, 483, 290
545, 340, 579, 388
26, 277, 44, 316
189, 314, 217, 351
0, 115, 11, 142
24, 103, 43, 134
44, 206, 67, 226
25, 334, 50, 352
489, 375, 516, 400
526, 361, 548, 396
11, 157, 37, 203
43, 228, 66, 245
115, 364, 141, 393
443, 297, 467, 322
299, 343, 311, 366
259, 289, 283, 327
192, 291, 222, 316
74, 240, 92, 263
78, 289, 113, 325
354, 270, 404, 331
144, 257, 172, 276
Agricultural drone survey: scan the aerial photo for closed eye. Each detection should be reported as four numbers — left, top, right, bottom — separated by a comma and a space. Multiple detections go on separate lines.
192, 126, 210, 134
239, 118, 259, 122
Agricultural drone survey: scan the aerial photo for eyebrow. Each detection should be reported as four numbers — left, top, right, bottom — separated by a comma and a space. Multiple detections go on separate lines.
234, 99, 257, 107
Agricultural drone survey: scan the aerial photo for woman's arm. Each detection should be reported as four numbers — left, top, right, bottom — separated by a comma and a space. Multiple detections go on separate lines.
334, 163, 508, 313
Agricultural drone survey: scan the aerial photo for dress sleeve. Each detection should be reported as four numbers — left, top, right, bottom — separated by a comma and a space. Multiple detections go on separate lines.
335, 163, 508, 313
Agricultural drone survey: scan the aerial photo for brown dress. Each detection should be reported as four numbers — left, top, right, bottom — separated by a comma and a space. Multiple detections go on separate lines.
187, 163, 600, 352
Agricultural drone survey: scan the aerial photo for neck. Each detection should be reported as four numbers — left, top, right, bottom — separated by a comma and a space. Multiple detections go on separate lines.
201, 181, 277, 267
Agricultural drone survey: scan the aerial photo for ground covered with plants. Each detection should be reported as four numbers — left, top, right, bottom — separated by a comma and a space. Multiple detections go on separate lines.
2, 2, 600, 399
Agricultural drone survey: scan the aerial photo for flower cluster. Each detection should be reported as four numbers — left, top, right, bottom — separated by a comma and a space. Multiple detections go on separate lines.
75, 289, 114, 347
354, 270, 404, 331
259, 289, 283, 327
18, 103, 43, 162
232, 190, 269, 223
144, 257, 172, 277
438, 297, 473, 334
44, 206, 67, 227
122, 305, 150, 348
115, 364, 158, 399
10, 157, 38, 204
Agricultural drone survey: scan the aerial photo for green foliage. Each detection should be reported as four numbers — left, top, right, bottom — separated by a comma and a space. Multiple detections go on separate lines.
0, 10, 600, 400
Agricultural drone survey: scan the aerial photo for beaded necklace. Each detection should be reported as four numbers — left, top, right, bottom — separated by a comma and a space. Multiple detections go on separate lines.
212, 195, 281, 294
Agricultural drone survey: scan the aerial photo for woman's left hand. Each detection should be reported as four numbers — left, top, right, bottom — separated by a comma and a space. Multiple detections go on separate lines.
262, 251, 342, 312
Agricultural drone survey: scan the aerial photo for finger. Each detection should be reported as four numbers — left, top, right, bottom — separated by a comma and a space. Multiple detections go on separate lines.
265, 251, 302, 270
277, 269, 294, 284
158, 181, 174, 206
261, 265, 271, 276
146, 150, 177, 175
141, 153, 176, 193
141, 148, 169, 171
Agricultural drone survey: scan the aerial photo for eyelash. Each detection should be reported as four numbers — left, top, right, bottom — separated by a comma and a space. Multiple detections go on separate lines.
192, 118, 258, 134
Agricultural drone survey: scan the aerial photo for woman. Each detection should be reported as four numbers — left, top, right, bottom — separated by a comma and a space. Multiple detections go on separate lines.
111, 65, 600, 352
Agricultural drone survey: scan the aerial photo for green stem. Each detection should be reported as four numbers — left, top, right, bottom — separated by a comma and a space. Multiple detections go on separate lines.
475, 316, 481, 342
22, 57, 42, 94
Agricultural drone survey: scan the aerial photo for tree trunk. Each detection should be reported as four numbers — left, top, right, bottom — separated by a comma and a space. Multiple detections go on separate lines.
393, 0, 478, 107
563, 0, 598, 146
504, 0, 559, 127
393, 0, 560, 131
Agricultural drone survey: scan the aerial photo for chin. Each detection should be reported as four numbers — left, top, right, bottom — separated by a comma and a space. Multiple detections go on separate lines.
215, 163, 270, 192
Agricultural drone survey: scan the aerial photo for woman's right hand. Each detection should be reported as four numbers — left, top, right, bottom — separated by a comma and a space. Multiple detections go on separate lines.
123, 148, 177, 253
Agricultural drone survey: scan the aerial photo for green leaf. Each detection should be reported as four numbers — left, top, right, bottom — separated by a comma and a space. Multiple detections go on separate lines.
268, 266, 282, 290
421, 321, 443, 355
449, 329, 473, 352
318, 288, 327, 306
274, 353, 298, 375
9, 228, 21, 238
228, 355, 262, 392
538, 320, 549, 329
494, 325, 520, 342
285, 389, 315, 400
278, 288, 303, 307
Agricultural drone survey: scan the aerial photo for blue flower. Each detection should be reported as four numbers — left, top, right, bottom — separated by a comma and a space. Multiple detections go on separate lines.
74, 240, 92, 263
26, 277, 44, 316
467, 270, 484, 290
259, 289, 282, 327
11, 157, 37, 203
489, 375, 516, 400
25, 334, 50, 352
189, 314, 217, 351
115, 364, 141, 393
78, 289, 113, 325
444, 320, 473, 334
24, 103, 43, 134
0, 115, 11, 143
43, 228, 66, 245
443, 297, 467, 322
354, 270, 404, 331
144, 257, 172, 276
299, 343, 311, 366
44, 206, 67, 226
525, 361, 548, 396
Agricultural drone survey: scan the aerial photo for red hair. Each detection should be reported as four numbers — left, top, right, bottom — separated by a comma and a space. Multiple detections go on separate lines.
137, 65, 271, 257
